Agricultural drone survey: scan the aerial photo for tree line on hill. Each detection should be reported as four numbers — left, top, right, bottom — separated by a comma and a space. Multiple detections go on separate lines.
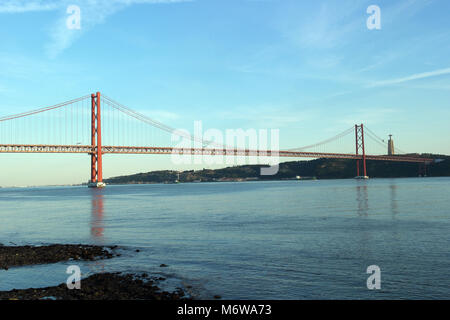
103, 154, 450, 184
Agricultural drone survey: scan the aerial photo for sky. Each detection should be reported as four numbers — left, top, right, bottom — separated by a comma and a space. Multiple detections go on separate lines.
0, 0, 449, 186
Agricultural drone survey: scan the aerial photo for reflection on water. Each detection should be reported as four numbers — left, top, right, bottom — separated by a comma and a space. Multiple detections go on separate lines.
355, 182, 399, 217
90, 190, 105, 243
356, 184, 368, 216
390, 183, 398, 216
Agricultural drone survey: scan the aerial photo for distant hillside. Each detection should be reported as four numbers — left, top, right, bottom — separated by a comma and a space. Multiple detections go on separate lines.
103, 154, 450, 184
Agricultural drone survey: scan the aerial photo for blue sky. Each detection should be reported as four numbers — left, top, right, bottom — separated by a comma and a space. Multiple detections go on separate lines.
0, 0, 449, 186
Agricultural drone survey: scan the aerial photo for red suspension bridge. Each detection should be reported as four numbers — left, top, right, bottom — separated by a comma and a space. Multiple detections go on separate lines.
0, 92, 433, 187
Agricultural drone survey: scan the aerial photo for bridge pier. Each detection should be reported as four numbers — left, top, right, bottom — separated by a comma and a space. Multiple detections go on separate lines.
418, 163, 428, 177
88, 92, 105, 188
355, 124, 368, 179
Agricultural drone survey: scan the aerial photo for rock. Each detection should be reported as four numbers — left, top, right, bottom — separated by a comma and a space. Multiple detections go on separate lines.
0, 244, 119, 269
0, 272, 189, 300
159, 264, 168, 267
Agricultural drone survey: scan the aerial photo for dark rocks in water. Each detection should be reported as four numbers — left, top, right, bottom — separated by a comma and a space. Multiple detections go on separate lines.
135, 249, 140, 252
0, 273, 189, 300
0, 244, 117, 270
159, 264, 168, 267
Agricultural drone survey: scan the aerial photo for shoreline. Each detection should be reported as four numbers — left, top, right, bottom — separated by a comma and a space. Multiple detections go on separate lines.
0, 244, 116, 270
96, 175, 440, 187
0, 272, 187, 300
0, 244, 188, 300
1, 175, 446, 189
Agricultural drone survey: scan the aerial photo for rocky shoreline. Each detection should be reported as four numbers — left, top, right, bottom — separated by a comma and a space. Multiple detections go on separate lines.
0, 272, 187, 300
0, 244, 187, 300
0, 244, 116, 270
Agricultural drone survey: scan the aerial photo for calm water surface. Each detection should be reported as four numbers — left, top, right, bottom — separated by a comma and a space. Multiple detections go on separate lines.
1, 178, 449, 299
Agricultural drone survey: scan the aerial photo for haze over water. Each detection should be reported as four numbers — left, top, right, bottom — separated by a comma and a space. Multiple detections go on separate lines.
1, 178, 449, 299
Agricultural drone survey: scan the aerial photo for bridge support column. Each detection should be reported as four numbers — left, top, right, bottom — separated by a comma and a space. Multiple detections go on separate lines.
418, 163, 428, 177
355, 124, 368, 179
88, 92, 105, 188
355, 125, 360, 177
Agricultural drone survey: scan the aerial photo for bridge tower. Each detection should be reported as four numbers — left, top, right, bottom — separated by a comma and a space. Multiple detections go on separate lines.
88, 92, 105, 188
355, 124, 368, 179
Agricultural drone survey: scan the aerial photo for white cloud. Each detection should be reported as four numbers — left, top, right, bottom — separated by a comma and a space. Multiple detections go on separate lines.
368, 67, 450, 88
216, 104, 320, 129
0, 1, 59, 13
0, 0, 192, 58
336, 107, 398, 128
277, 1, 364, 50
140, 110, 181, 122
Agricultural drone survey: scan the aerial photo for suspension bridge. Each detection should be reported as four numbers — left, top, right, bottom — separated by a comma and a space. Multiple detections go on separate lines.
0, 92, 434, 187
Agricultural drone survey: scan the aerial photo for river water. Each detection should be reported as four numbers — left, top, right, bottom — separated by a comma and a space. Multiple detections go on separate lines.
1, 178, 449, 299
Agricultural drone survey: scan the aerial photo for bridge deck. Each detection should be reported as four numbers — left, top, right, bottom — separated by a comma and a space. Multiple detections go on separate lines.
0, 144, 433, 163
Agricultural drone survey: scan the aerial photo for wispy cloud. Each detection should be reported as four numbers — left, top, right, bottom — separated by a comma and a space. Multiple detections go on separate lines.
341, 107, 398, 125
0, 1, 59, 13
0, 0, 192, 58
381, 0, 434, 26
140, 110, 181, 122
367, 67, 450, 88
277, 1, 365, 50
216, 104, 320, 129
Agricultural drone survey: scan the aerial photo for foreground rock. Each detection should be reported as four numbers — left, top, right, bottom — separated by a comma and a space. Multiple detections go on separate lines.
0, 244, 116, 270
0, 272, 187, 300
